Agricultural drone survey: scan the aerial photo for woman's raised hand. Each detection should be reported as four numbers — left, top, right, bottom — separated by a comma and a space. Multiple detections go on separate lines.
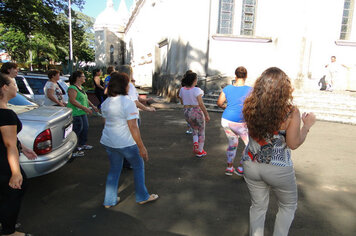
302, 112, 316, 130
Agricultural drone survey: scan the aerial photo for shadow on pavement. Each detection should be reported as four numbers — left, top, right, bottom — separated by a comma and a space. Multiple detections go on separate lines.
18, 109, 356, 236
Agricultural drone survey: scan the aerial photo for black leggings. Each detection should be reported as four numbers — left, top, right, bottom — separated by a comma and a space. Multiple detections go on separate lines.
0, 171, 27, 235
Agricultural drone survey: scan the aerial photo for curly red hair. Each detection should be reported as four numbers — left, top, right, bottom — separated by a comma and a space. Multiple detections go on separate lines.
243, 67, 294, 140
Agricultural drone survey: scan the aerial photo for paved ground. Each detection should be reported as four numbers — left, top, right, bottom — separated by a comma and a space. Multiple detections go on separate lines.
17, 103, 356, 236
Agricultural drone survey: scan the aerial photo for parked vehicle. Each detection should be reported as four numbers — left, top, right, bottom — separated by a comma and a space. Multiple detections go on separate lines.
15, 73, 69, 105
8, 92, 77, 178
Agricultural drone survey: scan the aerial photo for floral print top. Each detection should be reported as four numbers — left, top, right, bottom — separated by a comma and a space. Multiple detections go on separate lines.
242, 131, 293, 167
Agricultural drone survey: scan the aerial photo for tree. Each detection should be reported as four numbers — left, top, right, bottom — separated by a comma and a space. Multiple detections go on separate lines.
0, 24, 28, 62
0, 0, 84, 37
73, 11, 95, 62
55, 10, 95, 63
0, 0, 95, 67
31, 33, 58, 68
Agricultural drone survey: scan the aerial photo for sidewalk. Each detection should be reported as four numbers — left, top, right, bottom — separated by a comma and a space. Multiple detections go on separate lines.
20, 106, 356, 236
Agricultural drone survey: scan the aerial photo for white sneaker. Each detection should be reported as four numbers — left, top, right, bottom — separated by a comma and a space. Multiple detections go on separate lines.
72, 151, 85, 157
185, 129, 193, 134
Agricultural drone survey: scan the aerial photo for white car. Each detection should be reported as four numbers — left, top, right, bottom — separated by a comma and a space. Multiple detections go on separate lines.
8, 93, 77, 178
15, 73, 69, 105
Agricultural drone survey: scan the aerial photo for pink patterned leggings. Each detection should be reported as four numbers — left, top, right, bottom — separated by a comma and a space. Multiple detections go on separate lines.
221, 118, 249, 164
183, 107, 205, 152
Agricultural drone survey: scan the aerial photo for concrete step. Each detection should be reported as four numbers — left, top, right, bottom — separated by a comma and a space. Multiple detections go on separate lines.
203, 97, 219, 104
204, 93, 220, 99
204, 103, 223, 110
206, 108, 223, 113
203, 89, 356, 125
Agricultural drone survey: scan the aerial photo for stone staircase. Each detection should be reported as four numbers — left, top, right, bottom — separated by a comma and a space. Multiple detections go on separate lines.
203, 89, 356, 125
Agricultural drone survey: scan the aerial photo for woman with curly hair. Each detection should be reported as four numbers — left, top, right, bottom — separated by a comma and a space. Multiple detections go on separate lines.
242, 67, 316, 236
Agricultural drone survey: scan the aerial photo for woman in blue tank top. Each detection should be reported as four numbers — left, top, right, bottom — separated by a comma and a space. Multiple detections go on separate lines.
217, 66, 252, 176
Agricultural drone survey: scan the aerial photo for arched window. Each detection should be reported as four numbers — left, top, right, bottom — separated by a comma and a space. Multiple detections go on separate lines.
110, 45, 114, 64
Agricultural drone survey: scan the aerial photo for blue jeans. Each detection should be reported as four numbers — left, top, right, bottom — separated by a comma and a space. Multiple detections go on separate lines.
103, 144, 150, 205
73, 115, 89, 146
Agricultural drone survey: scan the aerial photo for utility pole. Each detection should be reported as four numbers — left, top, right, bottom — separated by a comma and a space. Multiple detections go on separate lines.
69, 0, 73, 74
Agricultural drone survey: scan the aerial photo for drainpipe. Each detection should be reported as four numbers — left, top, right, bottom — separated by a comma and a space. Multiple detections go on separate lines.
68, 0, 73, 74
204, 0, 212, 92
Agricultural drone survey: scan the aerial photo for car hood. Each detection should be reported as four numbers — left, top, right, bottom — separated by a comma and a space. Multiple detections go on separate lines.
17, 106, 72, 122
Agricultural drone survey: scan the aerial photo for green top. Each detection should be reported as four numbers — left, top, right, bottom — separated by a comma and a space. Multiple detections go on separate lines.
67, 85, 89, 117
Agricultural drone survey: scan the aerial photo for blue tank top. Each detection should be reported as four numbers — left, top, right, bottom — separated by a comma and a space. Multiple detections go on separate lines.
222, 85, 252, 122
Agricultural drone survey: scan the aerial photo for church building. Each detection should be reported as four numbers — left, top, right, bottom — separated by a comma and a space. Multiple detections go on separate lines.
94, 0, 129, 68
95, 0, 356, 99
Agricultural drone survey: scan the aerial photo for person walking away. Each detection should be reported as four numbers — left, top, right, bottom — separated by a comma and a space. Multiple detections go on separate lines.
44, 69, 66, 106
0, 73, 37, 236
178, 71, 210, 158
125, 68, 155, 168
179, 70, 193, 134
104, 66, 115, 89
127, 76, 155, 113
67, 71, 99, 158
100, 72, 158, 208
93, 69, 106, 109
217, 66, 252, 176
104, 66, 154, 169
242, 67, 316, 236
119, 65, 156, 113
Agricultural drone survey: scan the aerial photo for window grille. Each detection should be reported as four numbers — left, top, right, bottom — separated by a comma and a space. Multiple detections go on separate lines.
240, 0, 256, 36
340, 0, 355, 40
218, 0, 235, 34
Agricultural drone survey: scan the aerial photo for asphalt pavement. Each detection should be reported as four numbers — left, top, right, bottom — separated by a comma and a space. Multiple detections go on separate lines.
17, 104, 356, 236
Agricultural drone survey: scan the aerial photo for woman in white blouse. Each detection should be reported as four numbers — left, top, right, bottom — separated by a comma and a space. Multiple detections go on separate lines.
44, 69, 65, 106
100, 72, 158, 208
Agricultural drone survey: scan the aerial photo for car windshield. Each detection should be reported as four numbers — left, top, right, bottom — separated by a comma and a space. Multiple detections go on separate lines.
25, 77, 47, 95
9, 93, 38, 106
8, 93, 38, 114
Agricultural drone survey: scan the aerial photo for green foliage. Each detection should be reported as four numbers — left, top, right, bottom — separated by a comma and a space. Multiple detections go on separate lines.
0, 0, 95, 67
72, 12, 95, 62
0, 25, 28, 62
82, 70, 94, 90
0, 0, 84, 36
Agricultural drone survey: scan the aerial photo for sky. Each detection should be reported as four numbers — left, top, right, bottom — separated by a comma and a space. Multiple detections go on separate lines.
72, 0, 134, 18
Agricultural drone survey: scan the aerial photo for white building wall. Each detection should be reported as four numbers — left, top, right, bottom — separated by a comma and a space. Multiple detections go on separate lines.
125, 0, 356, 90
209, 0, 311, 85
125, 0, 210, 87
95, 30, 106, 68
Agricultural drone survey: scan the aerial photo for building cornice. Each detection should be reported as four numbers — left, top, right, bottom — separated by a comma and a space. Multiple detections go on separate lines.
212, 34, 272, 43
335, 40, 356, 47
125, 0, 146, 33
